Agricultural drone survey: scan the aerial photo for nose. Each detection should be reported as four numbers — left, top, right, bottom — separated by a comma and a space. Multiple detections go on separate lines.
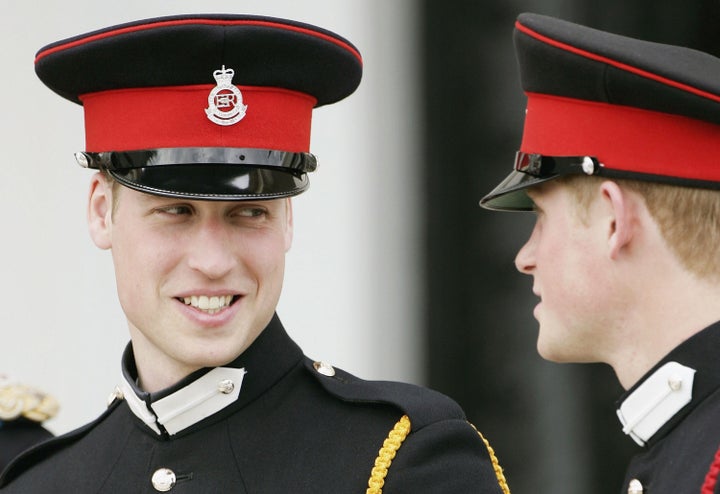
514, 227, 537, 275
187, 218, 238, 280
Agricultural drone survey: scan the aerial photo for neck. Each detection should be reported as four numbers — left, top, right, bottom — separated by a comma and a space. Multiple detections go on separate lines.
609, 271, 720, 389
126, 329, 203, 393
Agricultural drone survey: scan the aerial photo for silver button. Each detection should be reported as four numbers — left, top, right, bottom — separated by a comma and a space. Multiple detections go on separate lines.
151, 468, 176, 492
313, 361, 336, 377
628, 478, 643, 494
106, 386, 124, 407
668, 375, 683, 391
74, 152, 90, 168
581, 156, 596, 175
217, 379, 235, 394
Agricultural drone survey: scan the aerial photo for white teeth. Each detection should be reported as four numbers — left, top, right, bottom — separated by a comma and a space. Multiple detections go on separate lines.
182, 295, 234, 313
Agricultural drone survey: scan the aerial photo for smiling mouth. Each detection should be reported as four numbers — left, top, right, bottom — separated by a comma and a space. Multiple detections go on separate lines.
178, 295, 238, 315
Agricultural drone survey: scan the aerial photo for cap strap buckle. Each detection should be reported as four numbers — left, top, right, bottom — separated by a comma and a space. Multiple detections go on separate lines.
514, 152, 600, 178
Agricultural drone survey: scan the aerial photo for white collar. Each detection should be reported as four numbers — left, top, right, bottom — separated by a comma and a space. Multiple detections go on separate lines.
118, 367, 247, 436
616, 361, 695, 446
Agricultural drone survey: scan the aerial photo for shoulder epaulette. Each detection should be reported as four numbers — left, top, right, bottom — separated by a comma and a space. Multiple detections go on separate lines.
304, 358, 464, 430
0, 377, 59, 423
305, 359, 511, 494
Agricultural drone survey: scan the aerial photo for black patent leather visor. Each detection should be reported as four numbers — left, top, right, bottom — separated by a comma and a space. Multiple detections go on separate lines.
479, 152, 600, 211
75, 147, 316, 200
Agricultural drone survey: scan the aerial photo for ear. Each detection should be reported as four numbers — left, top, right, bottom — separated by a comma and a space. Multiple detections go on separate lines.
599, 180, 636, 259
87, 173, 113, 250
284, 198, 294, 252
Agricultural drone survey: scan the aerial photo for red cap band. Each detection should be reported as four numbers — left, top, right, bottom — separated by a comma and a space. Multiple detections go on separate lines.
521, 92, 720, 182
80, 85, 317, 153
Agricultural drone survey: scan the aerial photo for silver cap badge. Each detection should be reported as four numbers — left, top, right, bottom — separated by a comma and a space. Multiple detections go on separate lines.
205, 66, 247, 126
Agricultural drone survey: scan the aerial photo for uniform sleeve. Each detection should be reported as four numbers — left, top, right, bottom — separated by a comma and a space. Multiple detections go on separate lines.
380, 418, 509, 493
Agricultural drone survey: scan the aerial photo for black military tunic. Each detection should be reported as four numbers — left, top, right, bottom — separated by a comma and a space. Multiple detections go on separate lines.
0, 315, 508, 493
618, 321, 720, 494
0, 420, 52, 472
0, 378, 56, 472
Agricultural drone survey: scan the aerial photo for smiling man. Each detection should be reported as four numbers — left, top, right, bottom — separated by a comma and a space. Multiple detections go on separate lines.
481, 13, 720, 494
94, 187, 292, 393
0, 14, 510, 493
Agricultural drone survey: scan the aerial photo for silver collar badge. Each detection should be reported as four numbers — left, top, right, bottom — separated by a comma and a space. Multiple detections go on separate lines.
205, 66, 248, 126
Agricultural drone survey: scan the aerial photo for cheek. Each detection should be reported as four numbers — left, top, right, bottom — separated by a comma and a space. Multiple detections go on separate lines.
254, 242, 287, 281
542, 240, 602, 324
111, 247, 145, 307
111, 230, 178, 299
235, 231, 288, 276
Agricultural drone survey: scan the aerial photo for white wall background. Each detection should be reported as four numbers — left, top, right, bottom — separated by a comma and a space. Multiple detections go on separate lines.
0, 0, 422, 434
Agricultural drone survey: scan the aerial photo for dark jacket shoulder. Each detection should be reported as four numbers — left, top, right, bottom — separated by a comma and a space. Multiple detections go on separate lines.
0, 420, 53, 472
0, 400, 120, 487
303, 358, 465, 429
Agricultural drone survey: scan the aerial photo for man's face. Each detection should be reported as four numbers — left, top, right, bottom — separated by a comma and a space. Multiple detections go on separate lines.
91, 179, 292, 383
514, 181, 617, 363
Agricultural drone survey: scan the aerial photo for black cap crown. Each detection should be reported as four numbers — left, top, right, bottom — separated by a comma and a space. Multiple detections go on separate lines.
35, 14, 363, 200
480, 13, 720, 211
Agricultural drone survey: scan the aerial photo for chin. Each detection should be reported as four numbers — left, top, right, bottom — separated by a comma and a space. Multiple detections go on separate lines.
537, 340, 597, 364
536, 335, 572, 363
536, 345, 562, 362
182, 346, 244, 369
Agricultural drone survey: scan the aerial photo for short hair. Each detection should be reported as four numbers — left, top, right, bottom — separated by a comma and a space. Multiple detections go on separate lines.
99, 169, 121, 219
560, 175, 720, 282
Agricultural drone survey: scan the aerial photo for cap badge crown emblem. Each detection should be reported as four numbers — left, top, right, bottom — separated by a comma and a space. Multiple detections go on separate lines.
205, 66, 247, 126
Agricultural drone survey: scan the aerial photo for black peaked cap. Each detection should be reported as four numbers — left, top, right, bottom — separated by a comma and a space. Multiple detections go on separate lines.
480, 13, 720, 211
34, 14, 363, 201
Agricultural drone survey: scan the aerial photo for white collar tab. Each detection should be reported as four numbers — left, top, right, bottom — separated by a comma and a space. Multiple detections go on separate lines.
119, 367, 247, 436
616, 361, 695, 446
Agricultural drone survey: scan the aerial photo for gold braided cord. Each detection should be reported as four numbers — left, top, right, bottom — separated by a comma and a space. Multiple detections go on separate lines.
0, 381, 59, 422
472, 423, 511, 494
366, 414, 411, 494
